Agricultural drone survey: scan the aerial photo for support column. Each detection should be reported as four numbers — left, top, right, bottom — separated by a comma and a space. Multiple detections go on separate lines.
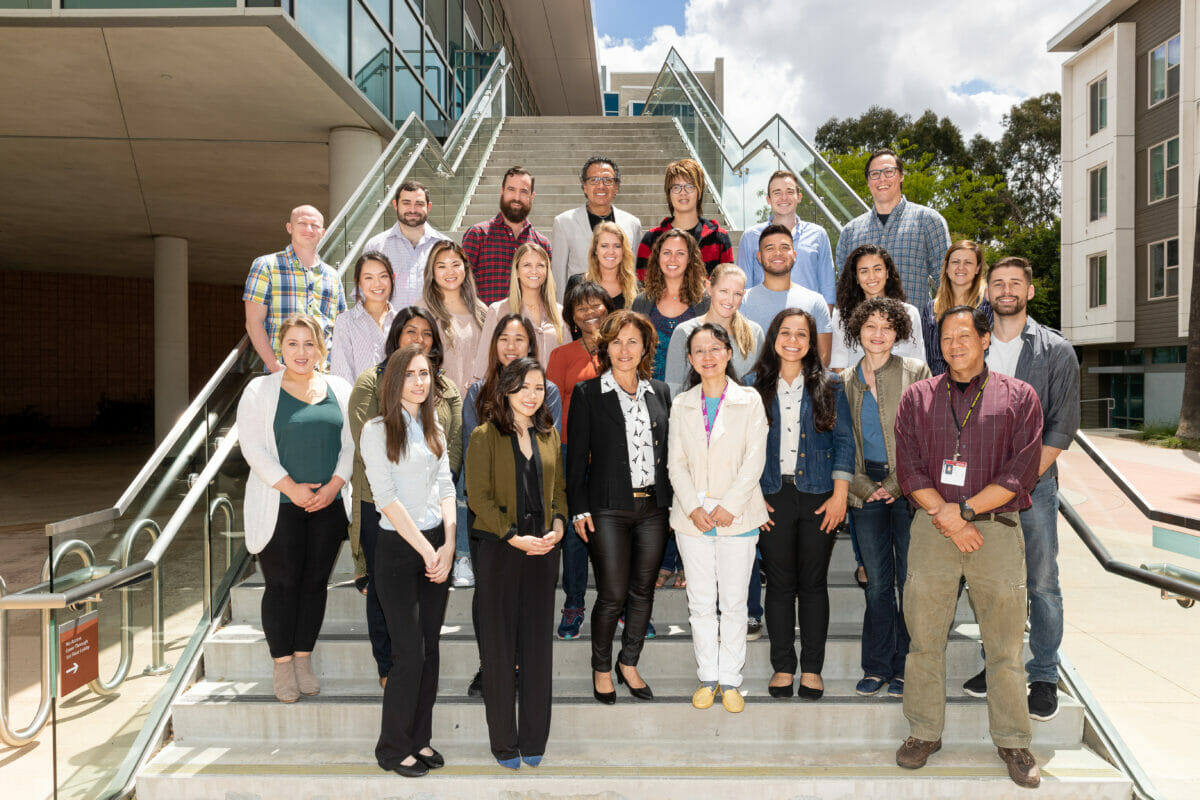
154, 236, 189, 444
329, 126, 385, 221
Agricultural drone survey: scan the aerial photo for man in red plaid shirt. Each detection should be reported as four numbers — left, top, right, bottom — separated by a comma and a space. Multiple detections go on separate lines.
462, 166, 552, 304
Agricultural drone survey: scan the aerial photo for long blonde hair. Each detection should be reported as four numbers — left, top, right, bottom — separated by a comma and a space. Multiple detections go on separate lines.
422, 239, 487, 344
586, 221, 637, 306
507, 242, 565, 343
707, 263, 754, 358
933, 240, 987, 317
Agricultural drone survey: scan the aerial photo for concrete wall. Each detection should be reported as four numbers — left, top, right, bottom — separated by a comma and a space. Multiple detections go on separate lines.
1, 270, 242, 429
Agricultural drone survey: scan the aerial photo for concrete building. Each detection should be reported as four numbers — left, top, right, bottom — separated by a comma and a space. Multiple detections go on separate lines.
0, 0, 598, 438
603, 58, 724, 116
1052, 0, 1192, 427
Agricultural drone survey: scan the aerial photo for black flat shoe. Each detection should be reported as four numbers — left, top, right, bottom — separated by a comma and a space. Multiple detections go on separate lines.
617, 665, 654, 700
796, 683, 825, 701
768, 682, 794, 698
391, 759, 428, 778
593, 673, 616, 705
414, 748, 444, 769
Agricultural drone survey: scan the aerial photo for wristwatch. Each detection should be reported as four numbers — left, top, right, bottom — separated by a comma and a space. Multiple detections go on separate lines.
959, 501, 977, 522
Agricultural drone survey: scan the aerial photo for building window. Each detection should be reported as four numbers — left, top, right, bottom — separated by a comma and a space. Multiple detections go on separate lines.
1088, 164, 1107, 221
603, 92, 620, 116
1089, 76, 1107, 135
1149, 238, 1180, 299
1088, 254, 1107, 308
1149, 34, 1181, 106
1148, 137, 1179, 203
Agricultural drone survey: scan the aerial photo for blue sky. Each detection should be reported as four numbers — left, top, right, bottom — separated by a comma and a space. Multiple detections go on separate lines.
592, 0, 686, 46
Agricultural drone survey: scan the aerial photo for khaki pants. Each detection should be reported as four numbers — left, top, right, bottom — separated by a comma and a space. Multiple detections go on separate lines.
903, 510, 1031, 748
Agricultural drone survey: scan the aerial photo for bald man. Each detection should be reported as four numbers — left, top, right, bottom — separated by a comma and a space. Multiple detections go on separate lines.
243, 205, 346, 371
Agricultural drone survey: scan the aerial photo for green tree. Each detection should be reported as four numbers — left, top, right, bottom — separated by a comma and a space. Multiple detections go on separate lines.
816, 106, 911, 154
998, 92, 1062, 226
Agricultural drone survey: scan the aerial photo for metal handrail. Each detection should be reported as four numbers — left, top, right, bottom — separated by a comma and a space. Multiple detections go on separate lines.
1080, 397, 1116, 429
1073, 430, 1200, 532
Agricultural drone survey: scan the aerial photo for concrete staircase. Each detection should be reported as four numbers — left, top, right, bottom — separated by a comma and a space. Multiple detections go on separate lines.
137, 536, 1131, 798
454, 116, 729, 237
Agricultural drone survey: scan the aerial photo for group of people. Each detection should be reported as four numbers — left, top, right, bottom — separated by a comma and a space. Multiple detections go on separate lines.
236, 147, 1080, 790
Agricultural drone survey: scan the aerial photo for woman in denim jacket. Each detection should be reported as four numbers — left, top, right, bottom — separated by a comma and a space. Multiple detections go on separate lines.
748, 308, 855, 701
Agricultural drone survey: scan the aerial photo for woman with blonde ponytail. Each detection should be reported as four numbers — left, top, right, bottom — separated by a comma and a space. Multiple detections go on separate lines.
664, 263, 764, 395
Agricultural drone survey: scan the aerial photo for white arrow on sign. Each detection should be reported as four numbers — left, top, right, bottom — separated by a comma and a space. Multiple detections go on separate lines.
65, 663, 78, 675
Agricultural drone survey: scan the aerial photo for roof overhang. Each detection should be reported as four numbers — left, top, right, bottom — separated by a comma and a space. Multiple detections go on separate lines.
1048, 0, 1139, 52
501, 0, 601, 114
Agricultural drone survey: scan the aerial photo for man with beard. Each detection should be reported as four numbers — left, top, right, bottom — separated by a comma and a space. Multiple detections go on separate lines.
957, 256, 1079, 722
740, 224, 833, 365
463, 166, 552, 304
363, 180, 448, 308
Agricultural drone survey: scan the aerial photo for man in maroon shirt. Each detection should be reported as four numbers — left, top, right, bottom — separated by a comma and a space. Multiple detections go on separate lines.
462, 166, 552, 304
893, 305, 1043, 789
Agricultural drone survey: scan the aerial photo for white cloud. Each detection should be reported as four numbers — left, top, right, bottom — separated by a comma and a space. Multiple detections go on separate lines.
597, 0, 1079, 143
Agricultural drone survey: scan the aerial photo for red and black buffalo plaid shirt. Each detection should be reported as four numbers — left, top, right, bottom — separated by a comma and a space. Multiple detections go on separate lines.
634, 216, 734, 281
461, 213, 552, 305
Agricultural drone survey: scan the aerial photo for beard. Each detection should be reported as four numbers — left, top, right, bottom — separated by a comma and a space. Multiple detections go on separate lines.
501, 199, 531, 224
993, 296, 1028, 316
399, 210, 428, 228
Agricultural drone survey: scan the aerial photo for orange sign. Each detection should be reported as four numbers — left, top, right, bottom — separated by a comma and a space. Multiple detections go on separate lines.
58, 611, 99, 697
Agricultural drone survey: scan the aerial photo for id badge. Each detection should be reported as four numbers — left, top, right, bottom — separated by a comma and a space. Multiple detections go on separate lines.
941, 459, 967, 486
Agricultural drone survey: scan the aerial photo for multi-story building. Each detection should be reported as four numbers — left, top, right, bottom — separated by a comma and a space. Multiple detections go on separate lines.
1052, 0, 1192, 428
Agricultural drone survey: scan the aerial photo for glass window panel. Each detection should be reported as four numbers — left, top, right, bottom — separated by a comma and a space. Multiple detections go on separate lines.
353, 3, 391, 117
1150, 144, 1165, 201
1168, 137, 1180, 166
65, 0, 234, 5
363, 0, 389, 29
466, 0, 482, 35
1168, 238, 1179, 266
426, 0, 447, 53
424, 43, 446, 109
394, 51, 423, 122
1150, 242, 1165, 297
297, 0, 349, 73
1169, 64, 1181, 98
1169, 34, 1181, 66
1151, 43, 1167, 104
448, 0, 463, 54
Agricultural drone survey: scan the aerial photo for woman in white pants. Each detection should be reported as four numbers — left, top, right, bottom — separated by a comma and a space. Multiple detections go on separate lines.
667, 323, 769, 713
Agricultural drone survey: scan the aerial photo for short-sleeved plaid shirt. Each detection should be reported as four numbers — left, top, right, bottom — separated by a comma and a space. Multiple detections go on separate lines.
833, 196, 951, 305
461, 214, 552, 305
242, 244, 346, 364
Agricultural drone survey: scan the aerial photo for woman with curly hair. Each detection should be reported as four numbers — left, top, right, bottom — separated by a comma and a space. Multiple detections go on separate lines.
830, 244, 924, 369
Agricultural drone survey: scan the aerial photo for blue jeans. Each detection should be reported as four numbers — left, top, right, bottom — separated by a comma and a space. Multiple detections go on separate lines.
851, 493, 911, 679
660, 533, 684, 573
747, 549, 763, 619
1020, 474, 1062, 683
561, 444, 589, 609
454, 471, 470, 558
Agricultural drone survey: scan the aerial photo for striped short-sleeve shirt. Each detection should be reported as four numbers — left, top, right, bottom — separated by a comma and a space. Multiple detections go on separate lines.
242, 244, 346, 364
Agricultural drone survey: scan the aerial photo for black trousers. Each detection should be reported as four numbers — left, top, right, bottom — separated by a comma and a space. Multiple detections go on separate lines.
759, 484, 837, 674
475, 534, 559, 760
373, 523, 449, 768
588, 498, 669, 671
257, 502, 347, 659
358, 501, 392, 678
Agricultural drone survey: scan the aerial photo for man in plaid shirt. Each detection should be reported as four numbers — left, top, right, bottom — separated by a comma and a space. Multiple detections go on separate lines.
834, 149, 951, 305
462, 166, 552, 304
243, 205, 346, 372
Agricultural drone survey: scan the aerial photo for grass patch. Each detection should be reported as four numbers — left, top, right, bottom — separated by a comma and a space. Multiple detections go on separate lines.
1138, 423, 1200, 450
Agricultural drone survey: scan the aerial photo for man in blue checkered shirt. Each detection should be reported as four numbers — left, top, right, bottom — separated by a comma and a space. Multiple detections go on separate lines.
834, 149, 951, 305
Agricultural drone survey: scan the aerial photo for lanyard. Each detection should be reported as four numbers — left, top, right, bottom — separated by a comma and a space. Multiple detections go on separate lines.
947, 374, 988, 461
701, 384, 728, 444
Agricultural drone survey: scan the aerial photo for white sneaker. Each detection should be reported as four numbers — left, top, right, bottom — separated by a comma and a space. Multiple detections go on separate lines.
452, 556, 475, 588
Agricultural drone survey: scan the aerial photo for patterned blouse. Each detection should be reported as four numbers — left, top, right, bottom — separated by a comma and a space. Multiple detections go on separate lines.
601, 371, 656, 489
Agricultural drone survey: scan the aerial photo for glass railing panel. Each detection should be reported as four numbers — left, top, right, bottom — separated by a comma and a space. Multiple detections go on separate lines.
735, 147, 785, 234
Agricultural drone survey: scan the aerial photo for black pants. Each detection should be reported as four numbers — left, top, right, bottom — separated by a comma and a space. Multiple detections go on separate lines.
359, 501, 392, 677
759, 484, 837, 674
257, 502, 347, 659
475, 533, 559, 760
588, 499, 669, 671
373, 523, 449, 768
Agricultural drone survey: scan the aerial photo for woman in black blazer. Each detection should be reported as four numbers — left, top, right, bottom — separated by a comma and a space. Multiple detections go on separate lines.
567, 309, 672, 704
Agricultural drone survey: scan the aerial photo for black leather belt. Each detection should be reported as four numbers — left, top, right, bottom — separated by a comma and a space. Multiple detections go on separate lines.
973, 512, 1018, 528
632, 486, 655, 499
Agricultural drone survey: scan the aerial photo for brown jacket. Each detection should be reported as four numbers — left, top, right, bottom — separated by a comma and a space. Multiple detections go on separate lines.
466, 421, 568, 539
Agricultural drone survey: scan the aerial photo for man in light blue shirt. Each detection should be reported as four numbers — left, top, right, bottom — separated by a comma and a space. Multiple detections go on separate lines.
737, 170, 836, 307
740, 223, 833, 366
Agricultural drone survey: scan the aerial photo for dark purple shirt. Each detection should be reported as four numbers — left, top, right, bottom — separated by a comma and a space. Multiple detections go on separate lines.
895, 367, 1043, 513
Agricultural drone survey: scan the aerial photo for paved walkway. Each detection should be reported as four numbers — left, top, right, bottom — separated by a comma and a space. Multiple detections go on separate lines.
1, 433, 1199, 798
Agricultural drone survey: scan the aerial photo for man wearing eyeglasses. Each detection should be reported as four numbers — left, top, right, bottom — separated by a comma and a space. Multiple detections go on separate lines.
550, 157, 643, 302
834, 149, 951, 305
635, 158, 734, 280
737, 170, 836, 310
243, 205, 346, 372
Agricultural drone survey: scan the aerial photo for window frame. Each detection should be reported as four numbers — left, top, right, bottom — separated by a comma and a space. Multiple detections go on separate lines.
1088, 163, 1108, 221
1147, 136, 1180, 204
1147, 237, 1180, 300
1148, 33, 1182, 107
1088, 74, 1108, 136
1088, 252, 1108, 308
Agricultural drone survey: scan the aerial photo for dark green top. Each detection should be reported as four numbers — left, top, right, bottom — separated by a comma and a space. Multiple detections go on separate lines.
274, 389, 343, 503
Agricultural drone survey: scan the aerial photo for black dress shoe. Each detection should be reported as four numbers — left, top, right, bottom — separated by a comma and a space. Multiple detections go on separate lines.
796, 682, 824, 701
467, 669, 483, 698
414, 748, 444, 769
768, 682, 794, 698
593, 673, 616, 705
391, 759, 429, 778
616, 665, 654, 700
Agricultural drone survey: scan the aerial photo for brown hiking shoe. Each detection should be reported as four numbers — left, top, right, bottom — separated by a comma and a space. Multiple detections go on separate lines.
895, 737, 942, 769
998, 747, 1041, 788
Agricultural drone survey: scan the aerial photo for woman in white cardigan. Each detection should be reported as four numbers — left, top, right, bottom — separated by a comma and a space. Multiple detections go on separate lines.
668, 323, 768, 715
237, 314, 354, 704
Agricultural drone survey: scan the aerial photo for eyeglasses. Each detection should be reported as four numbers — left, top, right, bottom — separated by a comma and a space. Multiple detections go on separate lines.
690, 345, 729, 358
585, 177, 616, 186
866, 166, 900, 182
669, 183, 698, 195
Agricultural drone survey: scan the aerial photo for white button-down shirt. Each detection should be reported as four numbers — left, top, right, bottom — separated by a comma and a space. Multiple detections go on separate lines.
359, 415, 454, 531
363, 222, 449, 308
601, 371, 656, 489
778, 375, 805, 476
330, 302, 396, 385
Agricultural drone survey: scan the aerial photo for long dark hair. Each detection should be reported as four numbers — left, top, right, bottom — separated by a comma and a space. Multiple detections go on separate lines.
378, 345, 443, 461
383, 305, 447, 403
835, 244, 906, 323
475, 313, 538, 423
751, 309, 837, 432
484, 357, 554, 435
683, 323, 739, 390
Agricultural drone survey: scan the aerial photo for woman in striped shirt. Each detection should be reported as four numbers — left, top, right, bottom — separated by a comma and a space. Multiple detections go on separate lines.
331, 252, 396, 384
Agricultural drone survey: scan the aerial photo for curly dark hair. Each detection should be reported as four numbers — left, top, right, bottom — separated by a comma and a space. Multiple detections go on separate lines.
484, 357, 554, 435
835, 244, 906, 323
595, 309, 657, 379
843, 297, 913, 350
751, 309, 838, 432
563, 279, 616, 340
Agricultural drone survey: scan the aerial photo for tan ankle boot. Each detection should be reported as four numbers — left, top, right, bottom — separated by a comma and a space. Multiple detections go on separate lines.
273, 660, 299, 703
293, 654, 320, 696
